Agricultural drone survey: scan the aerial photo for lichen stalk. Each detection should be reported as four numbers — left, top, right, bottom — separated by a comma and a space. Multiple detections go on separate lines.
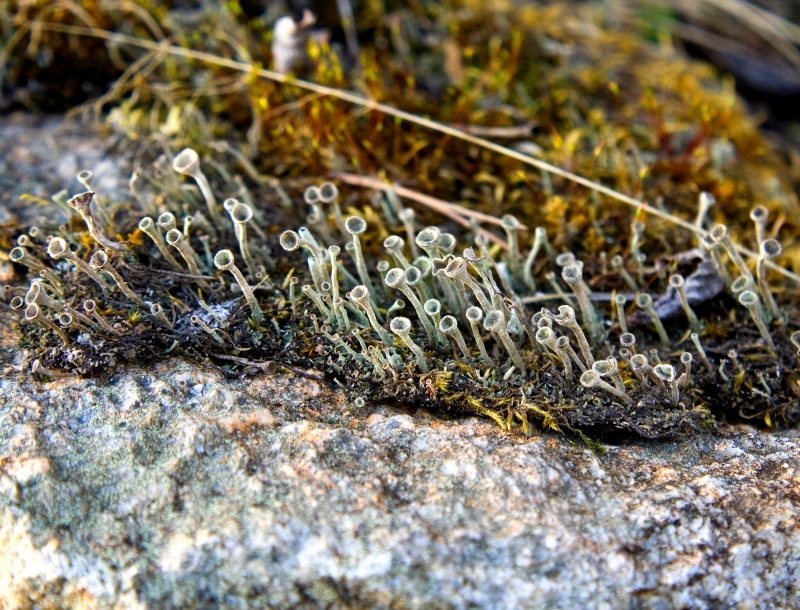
523, 227, 548, 292
562, 263, 601, 341
384, 268, 437, 347
25, 303, 69, 345
67, 191, 128, 252
669, 274, 702, 334
757, 239, 785, 324
439, 315, 471, 360
173, 148, 224, 230
46, 237, 109, 289
88, 252, 147, 308
165, 229, 209, 289
635, 293, 669, 346
486, 310, 525, 374
389, 317, 428, 373
580, 370, 631, 405
350, 285, 393, 347
214, 250, 263, 323
138, 218, 183, 270
465, 307, 495, 366
738, 290, 776, 354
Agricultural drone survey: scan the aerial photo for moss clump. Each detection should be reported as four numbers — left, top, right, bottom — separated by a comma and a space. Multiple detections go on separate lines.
2, 1, 799, 439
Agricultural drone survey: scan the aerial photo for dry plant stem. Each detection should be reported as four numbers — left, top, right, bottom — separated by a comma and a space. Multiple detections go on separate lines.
211, 353, 277, 374
338, 174, 522, 231
339, 175, 508, 249
67, 191, 128, 251
25, 21, 800, 285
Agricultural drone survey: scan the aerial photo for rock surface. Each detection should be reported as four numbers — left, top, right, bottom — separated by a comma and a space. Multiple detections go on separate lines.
0, 359, 798, 609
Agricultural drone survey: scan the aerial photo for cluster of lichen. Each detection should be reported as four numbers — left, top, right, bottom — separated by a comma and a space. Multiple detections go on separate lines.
2, 1, 800, 438
4, 153, 800, 439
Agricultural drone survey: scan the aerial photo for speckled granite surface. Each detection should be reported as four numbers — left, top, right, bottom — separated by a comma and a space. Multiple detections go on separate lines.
0, 360, 798, 609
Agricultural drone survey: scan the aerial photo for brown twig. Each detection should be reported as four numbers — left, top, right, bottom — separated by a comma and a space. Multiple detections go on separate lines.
335, 173, 511, 249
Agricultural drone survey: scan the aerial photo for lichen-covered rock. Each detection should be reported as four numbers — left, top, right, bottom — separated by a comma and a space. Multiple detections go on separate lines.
0, 360, 798, 609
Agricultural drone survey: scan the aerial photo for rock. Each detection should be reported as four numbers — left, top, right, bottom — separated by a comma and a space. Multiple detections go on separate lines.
0, 113, 131, 226
0, 359, 798, 609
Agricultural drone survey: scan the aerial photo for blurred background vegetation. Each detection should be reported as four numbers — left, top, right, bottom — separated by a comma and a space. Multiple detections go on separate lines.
1, 0, 799, 265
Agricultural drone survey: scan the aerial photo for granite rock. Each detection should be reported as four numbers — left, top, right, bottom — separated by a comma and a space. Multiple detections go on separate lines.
0, 360, 798, 609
